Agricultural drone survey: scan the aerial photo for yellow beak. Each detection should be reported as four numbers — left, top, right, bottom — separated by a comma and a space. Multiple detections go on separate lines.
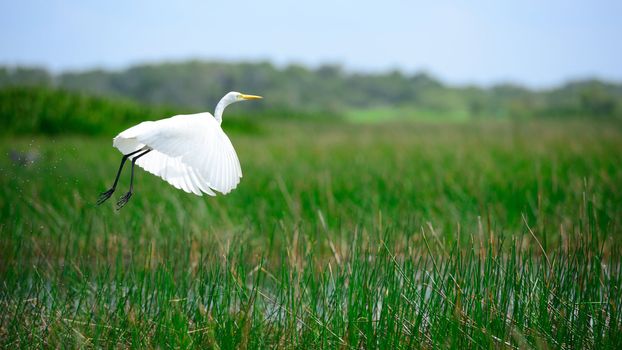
240, 94, 263, 100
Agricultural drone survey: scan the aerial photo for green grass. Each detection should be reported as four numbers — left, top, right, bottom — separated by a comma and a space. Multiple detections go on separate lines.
1, 119, 621, 348
345, 105, 471, 123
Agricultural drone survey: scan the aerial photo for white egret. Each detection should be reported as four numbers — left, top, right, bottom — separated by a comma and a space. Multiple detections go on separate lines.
97, 91, 262, 209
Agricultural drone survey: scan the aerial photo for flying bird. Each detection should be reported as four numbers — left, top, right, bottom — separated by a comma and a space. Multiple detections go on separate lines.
97, 91, 262, 209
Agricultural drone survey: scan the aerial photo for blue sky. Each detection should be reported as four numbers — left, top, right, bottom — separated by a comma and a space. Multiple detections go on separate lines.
1, 0, 621, 87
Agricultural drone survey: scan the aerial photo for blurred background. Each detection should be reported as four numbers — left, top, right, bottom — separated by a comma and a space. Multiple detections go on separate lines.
1, 0, 621, 132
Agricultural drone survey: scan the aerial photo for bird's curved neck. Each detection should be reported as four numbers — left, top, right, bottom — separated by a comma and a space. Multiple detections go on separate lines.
214, 97, 231, 124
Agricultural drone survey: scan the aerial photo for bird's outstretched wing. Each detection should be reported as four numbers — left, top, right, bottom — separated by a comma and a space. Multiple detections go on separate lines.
113, 113, 242, 196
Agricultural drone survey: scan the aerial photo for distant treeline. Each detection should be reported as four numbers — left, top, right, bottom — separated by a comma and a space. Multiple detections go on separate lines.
2, 61, 622, 119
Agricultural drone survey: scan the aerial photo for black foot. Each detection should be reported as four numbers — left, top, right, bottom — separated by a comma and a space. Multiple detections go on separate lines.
116, 191, 133, 210
97, 188, 115, 205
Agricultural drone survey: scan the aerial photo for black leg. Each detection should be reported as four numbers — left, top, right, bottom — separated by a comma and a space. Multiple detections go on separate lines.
116, 149, 152, 210
97, 149, 144, 205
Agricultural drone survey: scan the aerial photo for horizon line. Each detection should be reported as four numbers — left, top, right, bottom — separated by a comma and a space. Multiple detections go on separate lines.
2, 57, 621, 91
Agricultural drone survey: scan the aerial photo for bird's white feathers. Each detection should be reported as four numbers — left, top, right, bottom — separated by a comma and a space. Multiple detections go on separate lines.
112, 112, 242, 196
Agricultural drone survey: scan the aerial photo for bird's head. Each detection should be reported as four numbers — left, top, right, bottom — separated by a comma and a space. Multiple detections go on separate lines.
224, 91, 263, 105
214, 91, 263, 123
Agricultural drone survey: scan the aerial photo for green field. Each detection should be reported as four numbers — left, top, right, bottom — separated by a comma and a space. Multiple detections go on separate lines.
1, 119, 621, 348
